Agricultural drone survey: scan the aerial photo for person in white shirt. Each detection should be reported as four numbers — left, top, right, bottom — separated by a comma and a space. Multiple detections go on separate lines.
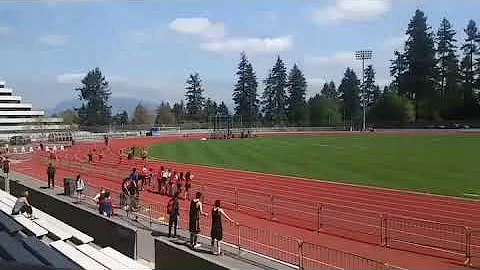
75, 174, 86, 202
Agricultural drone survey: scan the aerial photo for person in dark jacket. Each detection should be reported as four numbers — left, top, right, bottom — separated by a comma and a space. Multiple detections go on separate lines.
47, 163, 56, 188
168, 191, 180, 238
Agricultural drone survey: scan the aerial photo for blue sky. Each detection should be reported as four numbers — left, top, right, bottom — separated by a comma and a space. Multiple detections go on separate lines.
0, 0, 479, 110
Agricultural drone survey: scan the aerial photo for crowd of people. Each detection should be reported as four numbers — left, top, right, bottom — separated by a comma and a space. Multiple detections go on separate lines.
48, 140, 236, 256
118, 160, 235, 255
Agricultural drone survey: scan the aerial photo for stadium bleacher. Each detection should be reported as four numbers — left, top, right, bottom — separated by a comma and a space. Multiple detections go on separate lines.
0, 188, 153, 270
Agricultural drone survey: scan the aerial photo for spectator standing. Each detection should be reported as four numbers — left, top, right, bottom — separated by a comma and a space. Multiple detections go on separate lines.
210, 200, 234, 255
177, 172, 184, 198
75, 174, 86, 201
11, 191, 33, 219
100, 191, 113, 217
160, 167, 169, 195
129, 168, 139, 187
168, 170, 177, 196
185, 172, 193, 200
167, 191, 180, 238
3, 156, 10, 174
144, 167, 153, 187
47, 163, 56, 188
94, 189, 106, 214
189, 192, 207, 249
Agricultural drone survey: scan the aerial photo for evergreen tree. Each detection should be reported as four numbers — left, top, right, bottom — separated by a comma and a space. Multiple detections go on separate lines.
204, 98, 218, 118
132, 103, 153, 124
460, 20, 478, 117
232, 52, 259, 126
362, 65, 381, 107
321, 81, 338, 99
369, 91, 415, 125
76, 67, 112, 126
308, 94, 342, 126
436, 18, 458, 100
185, 73, 205, 120
338, 68, 361, 125
172, 101, 186, 123
112, 110, 129, 126
217, 101, 230, 116
58, 109, 79, 125
402, 9, 438, 119
155, 102, 176, 125
389, 50, 407, 95
261, 56, 288, 125
286, 64, 308, 125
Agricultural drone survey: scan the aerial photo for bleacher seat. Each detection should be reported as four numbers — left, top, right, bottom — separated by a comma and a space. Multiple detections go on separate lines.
0, 190, 93, 243
100, 247, 151, 270
0, 201, 48, 238
50, 240, 108, 270
0, 210, 23, 234
0, 231, 44, 266
76, 244, 130, 270
21, 237, 81, 269
33, 218, 72, 241
14, 215, 48, 238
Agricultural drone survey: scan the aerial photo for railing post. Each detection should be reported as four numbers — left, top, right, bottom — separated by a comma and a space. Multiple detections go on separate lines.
270, 195, 275, 220
297, 239, 304, 270
236, 223, 241, 255
382, 214, 388, 247
298, 240, 305, 270
317, 203, 323, 233
465, 227, 471, 266
234, 188, 238, 211
148, 204, 152, 227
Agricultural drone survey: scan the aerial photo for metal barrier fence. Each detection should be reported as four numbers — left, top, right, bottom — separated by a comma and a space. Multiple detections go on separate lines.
138, 198, 401, 270
35, 155, 474, 267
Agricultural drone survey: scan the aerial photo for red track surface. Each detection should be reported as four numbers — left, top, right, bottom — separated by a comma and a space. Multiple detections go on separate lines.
13, 133, 480, 269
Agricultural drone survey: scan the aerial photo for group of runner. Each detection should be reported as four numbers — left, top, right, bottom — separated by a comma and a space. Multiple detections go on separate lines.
124, 165, 193, 199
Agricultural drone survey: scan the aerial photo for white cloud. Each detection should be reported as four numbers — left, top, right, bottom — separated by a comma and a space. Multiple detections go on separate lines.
56, 73, 84, 84
39, 34, 68, 46
313, 0, 391, 24
0, 26, 12, 35
56, 73, 127, 84
169, 18, 226, 39
200, 36, 292, 54
308, 51, 354, 66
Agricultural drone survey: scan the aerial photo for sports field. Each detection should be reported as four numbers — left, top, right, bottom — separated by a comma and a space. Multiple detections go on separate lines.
149, 135, 480, 197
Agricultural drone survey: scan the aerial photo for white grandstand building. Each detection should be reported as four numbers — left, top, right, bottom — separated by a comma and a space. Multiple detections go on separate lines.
0, 80, 70, 140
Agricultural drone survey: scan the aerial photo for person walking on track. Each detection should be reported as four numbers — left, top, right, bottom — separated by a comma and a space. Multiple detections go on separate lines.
47, 163, 56, 188
210, 200, 234, 255
189, 192, 207, 250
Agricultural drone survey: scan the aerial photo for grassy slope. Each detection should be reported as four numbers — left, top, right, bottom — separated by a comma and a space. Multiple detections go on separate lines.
148, 135, 480, 197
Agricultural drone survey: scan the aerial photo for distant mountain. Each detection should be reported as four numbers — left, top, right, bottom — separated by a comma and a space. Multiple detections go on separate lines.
47, 97, 158, 116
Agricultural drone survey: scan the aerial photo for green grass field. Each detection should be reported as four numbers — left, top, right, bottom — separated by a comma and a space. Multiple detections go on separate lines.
148, 135, 480, 197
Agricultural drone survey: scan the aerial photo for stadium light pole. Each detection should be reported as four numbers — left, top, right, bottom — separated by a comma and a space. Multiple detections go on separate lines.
355, 50, 372, 131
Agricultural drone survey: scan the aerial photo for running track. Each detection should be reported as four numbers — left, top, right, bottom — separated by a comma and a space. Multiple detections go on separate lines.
13, 132, 480, 269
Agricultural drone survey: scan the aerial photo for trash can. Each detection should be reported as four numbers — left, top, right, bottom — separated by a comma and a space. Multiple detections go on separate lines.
63, 178, 75, 196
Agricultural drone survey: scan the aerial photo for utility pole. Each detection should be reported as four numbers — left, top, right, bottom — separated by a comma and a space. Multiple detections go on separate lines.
355, 50, 373, 131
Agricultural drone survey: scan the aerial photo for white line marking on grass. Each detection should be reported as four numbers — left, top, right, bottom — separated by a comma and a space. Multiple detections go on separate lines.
463, 193, 480, 197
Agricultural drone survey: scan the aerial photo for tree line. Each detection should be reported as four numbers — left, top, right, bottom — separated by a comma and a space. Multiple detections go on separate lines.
62, 9, 480, 128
